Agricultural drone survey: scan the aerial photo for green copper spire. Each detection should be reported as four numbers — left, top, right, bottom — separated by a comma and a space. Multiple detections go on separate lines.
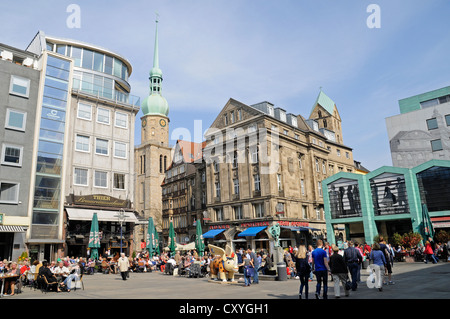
141, 14, 169, 117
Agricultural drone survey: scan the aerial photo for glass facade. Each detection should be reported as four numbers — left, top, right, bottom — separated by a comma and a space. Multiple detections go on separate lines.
417, 166, 450, 212
46, 42, 129, 82
370, 172, 408, 216
327, 178, 362, 219
31, 54, 71, 232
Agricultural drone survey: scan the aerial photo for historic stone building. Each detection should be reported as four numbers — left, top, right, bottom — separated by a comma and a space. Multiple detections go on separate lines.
134, 19, 172, 251
201, 90, 355, 253
161, 140, 206, 245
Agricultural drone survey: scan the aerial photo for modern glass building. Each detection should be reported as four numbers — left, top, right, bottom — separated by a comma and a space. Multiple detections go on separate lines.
22, 31, 140, 262
323, 160, 450, 245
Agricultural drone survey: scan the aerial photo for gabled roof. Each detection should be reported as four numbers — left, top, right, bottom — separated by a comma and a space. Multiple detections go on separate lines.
311, 90, 336, 116
176, 139, 206, 163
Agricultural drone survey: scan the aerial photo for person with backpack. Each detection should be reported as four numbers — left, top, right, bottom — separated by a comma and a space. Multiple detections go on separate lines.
379, 237, 395, 285
343, 241, 363, 291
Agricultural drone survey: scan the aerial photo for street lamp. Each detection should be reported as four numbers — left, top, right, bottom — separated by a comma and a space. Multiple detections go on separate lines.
114, 209, 126, 254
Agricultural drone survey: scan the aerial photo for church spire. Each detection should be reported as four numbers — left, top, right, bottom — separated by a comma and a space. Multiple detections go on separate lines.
141, 14, 169, 117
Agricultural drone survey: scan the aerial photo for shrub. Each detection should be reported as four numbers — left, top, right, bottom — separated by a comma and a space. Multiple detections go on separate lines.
401, 232, 422, 248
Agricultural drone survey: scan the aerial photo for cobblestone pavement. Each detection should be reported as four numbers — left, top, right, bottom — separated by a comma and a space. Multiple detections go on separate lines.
5, 261, 449, 300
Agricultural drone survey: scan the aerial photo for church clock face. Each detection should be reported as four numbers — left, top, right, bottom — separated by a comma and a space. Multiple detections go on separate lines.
142, 119, 147, 127
159, 118, 167, 127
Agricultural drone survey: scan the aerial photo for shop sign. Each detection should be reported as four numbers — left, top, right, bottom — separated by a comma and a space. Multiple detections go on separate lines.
240, 221, 270, 228
208, 224, 230, 230
277, 220, 310, 227
73, 194, 130, 208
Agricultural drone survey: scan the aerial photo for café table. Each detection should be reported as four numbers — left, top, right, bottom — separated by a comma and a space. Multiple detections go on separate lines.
0, 273, 19, 297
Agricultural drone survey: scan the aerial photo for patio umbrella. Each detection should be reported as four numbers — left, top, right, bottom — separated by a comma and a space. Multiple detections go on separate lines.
154, 226, 160, 255
146, 217, 155, 255
195, 219, 205, 257
168, 218, 176, 254
421, 203, 435, 240
88, 212, 101, 260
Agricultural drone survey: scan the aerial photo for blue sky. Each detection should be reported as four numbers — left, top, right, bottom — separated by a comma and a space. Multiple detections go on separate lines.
2, 0, 450, 171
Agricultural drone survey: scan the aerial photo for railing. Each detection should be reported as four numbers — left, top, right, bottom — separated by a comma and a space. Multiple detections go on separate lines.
72, 79, 140, 108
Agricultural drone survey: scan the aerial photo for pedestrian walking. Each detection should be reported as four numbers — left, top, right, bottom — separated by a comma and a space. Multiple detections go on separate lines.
239, 254, 253, 287
247, 247, 259, 284
369, 243, 386, 292
329, 244, 350, 298
424, 241, 438, 264
343, 241, 362, 291
379, 237, 395, 285
312, 239, 330, 299
118, 253, 130, 281
293, 246, 311, 299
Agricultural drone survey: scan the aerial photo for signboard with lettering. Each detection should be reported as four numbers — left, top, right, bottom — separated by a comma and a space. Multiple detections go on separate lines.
72, 194, 130, 208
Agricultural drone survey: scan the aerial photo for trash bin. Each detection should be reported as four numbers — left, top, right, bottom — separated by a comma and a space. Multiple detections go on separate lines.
362, 259, 369, 269
277, 262, 287, 281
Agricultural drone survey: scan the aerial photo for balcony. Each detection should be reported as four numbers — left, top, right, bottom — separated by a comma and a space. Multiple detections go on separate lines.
72, 79, 140, 109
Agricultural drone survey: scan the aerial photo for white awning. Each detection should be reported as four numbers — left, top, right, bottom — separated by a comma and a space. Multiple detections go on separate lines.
65, 208, 139, 223
0, 225, 26, 232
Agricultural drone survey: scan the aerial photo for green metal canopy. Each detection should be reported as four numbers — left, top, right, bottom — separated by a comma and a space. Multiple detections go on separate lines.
195, 220, 205, 257
88, 212, 101, 260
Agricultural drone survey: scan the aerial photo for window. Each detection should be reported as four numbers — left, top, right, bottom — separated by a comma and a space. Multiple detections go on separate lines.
201, 171, 206, 183
94, 171, 108, 188
77, 103, 91, 120
233, 178, 240, 195
298, 153, 303, 169
5, 109, 26, 131
254, 203, 264, 218
302, 205, 307, 219
322, 161, 327, 174
315, 158, 320, 172
431, 139, 443, 152
0, 181, 19, 203
345, 152, 350, 159
230, 111, 235, 123
75, 135, 90, 152
277, 174, 282, 191
254, 174, 261, 191
97, 107, 110, 124
232, 151, 238, 168
115, 112, 128, 128
215, 208, 223, 221
224, 114, 228, 126
300, 179, 305, 195
251, 146, 259, 163
74, 168, 88, 186
114, 173, 125, 189
1, 144, 23, 167
9, 75, 30, 97
318, 181, 323, 196
316, 207, 321, 219
114, 141, 127, 158
426, 118, 438, 130
95, 138, 109, 155
234, 206, 243, 220
446, 114, 450, 126
337, 149, 341, 157
215, 182, 221, 198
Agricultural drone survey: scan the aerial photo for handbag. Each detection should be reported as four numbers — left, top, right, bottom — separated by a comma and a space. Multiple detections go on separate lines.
245, 266, 254, 277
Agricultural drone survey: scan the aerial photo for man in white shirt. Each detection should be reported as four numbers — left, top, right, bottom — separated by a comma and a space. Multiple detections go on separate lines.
54, 261, 70, 281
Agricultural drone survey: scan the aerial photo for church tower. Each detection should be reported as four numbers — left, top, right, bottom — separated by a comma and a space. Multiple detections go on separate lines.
134, 17, 172, 249
140, 17, 170, 146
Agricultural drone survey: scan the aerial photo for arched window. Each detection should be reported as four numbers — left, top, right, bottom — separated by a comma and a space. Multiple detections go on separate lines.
164, 156, 167, 171
159, 155, 163, 173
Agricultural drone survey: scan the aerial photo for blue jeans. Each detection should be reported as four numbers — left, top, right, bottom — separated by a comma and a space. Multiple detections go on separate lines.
298, 272, 309, 298
253, 265, 259, 283
63, 274, 78, 290
347, 262, 359, 290
315, 270, 328, 298
425, 254, 438, 264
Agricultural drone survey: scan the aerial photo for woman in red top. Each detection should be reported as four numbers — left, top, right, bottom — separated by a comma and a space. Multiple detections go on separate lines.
424, 241, 438, 264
